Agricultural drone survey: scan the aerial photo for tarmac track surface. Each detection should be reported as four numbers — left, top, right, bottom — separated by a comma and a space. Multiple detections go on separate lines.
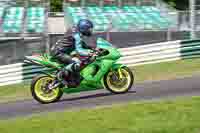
1, 75, 200, 120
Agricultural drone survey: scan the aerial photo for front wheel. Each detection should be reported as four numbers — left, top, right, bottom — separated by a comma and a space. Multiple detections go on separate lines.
103, 66, 134, 94
31, 75, 63, 104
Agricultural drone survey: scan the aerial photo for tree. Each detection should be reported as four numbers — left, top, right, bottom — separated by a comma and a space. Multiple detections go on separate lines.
163, 0, 189, 10
50, 0, 63, 12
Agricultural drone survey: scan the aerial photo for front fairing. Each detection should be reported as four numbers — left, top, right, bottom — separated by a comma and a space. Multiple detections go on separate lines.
96, 38, 121, 60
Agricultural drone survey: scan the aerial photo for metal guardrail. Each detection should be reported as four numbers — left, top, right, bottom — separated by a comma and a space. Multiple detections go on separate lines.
119, 39, 200, 66
0, 39, 200, 86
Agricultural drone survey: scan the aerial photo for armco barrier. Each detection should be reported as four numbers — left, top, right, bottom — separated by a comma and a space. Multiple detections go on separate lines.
0, 39, 200, 86
119, 39, 200, 66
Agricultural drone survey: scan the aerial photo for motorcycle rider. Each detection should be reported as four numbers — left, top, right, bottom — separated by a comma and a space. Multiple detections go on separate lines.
51, 19, 95, 87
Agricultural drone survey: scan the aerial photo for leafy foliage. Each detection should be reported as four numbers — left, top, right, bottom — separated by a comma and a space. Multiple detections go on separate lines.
50, 0, 63, 12
163, 0, 189, 10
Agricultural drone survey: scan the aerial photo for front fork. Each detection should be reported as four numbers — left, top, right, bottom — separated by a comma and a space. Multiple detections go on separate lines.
111, 63, 125, 80
118, 68, 123, 79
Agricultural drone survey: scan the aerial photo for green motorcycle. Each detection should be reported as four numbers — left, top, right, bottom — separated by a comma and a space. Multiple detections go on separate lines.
24, 38, 134, 104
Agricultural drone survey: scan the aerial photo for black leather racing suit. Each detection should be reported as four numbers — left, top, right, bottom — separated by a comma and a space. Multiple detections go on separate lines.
50, 30, 80, 87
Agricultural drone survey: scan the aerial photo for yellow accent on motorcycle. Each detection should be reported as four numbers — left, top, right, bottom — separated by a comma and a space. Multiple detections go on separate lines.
42, 54, 48, 61
118, 68, 123, 79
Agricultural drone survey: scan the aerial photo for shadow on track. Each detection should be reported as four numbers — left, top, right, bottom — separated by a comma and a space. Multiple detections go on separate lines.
59, 90, 137, 103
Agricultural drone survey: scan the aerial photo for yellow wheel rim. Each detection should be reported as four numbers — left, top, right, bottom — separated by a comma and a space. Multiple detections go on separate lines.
107, 68, 131, 93
34, 76, 60, 102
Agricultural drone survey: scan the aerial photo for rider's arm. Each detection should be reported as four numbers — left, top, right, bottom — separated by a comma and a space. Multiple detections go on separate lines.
74, 34, 93, 56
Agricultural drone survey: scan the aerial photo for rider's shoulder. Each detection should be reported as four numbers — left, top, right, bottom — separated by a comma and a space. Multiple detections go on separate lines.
73, 33, 81, 39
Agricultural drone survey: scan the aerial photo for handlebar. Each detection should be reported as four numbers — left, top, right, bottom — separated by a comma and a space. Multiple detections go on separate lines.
80, 48, 108, 65
90, 48, 104, 57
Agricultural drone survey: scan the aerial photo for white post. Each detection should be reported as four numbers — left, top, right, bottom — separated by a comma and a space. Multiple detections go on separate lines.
45, 35, 50, 54
99, 0, 104, 8
81, 0, 85, 7
155, 0, 160, 10
136, 0, 141, 6
167, 28, 172, 41
190, 0, 196, 39
118, 0, 122, 7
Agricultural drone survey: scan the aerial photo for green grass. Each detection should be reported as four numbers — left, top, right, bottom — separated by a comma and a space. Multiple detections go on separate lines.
1, 58, 200, 103
1, 97, 200, 133
0, 83, 30, 103
134, 58, 200, 82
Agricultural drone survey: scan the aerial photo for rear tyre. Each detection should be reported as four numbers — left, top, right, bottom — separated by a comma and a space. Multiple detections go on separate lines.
103, 66, 134, 94
31, 75, 63, 104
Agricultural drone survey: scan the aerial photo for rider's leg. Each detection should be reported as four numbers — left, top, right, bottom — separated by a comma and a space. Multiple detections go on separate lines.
55, 53, 82, 86
56, 53, 75, 77
67, 57, 81, 72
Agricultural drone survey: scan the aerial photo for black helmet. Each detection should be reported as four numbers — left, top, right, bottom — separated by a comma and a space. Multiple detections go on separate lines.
77, 19, 94, 36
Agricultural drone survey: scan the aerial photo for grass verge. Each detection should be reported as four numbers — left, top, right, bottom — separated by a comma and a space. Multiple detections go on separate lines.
0, 96, 200, 133
1, 58, 200, 103
134, 58, 200, 82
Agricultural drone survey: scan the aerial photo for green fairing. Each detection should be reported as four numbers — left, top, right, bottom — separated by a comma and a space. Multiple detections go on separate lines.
25, 38, 124, 94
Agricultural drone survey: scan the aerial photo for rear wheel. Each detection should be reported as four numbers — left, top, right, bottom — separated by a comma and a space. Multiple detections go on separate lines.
103, 66, 134, 94
31, 75, 63, 104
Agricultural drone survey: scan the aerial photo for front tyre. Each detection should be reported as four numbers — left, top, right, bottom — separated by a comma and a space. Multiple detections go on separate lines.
103, 66, 134, 94
31, 75, 63, 104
